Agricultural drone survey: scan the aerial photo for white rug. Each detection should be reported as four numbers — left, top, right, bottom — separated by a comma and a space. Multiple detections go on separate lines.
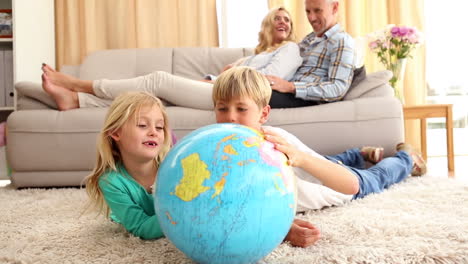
0, 176, 467, 264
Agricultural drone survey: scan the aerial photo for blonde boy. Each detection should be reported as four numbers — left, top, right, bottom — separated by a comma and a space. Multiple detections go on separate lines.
211, 66, 425, 248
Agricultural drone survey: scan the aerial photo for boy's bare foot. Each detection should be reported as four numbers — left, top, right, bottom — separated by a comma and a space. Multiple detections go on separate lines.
41, 63, 92, 93
360, 146, 384, 164
396, 143, 427, 176
42, 73, 79, 111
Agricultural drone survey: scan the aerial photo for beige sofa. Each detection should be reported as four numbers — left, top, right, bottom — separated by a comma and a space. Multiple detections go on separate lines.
6, 47, 403, 188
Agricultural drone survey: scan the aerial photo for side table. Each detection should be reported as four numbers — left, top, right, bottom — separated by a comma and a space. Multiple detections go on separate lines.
403, 104, 454, 173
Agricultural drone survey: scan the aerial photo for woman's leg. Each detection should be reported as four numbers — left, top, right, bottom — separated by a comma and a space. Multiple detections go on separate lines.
91, 71, 214, 110
42, 64, 94, 93
42, 65, 214, 110
42, 64, 109, 110
42, 73, 80, 110
77, 93, 113, 108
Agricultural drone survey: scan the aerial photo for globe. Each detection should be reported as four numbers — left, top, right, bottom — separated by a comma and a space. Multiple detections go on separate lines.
154, 123, 296, 264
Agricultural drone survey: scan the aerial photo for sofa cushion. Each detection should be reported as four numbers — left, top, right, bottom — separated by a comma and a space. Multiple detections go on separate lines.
17, 96, 53, 110
6, 108, 107, 171
79, 48, 174, 80
173, 47, 252, 80
344, 70, 393, 100
350, 66, 366, 89
15, 81, 57, 109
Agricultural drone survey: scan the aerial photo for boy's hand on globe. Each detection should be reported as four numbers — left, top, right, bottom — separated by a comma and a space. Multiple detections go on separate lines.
262, 128, 303, 167
285, 219, 320, 248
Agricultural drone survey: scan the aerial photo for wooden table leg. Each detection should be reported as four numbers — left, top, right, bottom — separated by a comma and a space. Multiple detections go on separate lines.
403, 104, 455, 176
446, 105, 455, 172
420, 118, 427, 161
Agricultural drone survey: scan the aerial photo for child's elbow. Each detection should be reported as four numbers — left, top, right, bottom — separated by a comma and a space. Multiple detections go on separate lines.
349, 178, 360, 195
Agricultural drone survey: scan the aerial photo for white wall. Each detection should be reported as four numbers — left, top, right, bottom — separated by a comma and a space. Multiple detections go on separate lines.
13, 0, 55, 83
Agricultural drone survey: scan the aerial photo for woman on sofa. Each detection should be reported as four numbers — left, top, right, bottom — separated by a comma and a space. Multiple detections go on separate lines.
42, 7, 303, 111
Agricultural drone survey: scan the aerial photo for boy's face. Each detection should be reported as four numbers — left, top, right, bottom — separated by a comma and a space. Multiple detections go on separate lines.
214, 96, 270, 131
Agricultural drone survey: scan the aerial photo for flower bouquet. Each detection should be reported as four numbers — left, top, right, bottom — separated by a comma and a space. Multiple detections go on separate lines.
368, 25, 423, 103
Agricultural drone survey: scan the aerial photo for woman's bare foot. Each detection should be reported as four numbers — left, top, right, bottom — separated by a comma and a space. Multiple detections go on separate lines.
41, 63, 93, 93
42, 73, 79, 111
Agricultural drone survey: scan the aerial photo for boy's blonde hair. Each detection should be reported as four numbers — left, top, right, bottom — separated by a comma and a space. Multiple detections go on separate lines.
212, 67, 272, 109
83, 91, 171, 216
255, 7, 296, 54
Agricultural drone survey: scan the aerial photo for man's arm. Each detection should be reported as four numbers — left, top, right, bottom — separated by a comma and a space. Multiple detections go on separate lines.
295, 38, 355, 101
267, 37, 355, 102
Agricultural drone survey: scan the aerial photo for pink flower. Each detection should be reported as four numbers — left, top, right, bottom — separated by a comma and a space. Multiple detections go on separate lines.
391, 26, 411, 38
399, 26, 409, 37
369, 41, 378, 50
408, 33, 419, 44
391, 26, 399, 37
369, 25, 423, 69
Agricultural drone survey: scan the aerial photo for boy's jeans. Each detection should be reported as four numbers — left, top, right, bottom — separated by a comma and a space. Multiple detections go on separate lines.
326, 148, 413, 199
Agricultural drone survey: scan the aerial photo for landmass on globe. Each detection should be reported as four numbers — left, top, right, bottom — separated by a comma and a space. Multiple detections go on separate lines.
172, 130, 294, 203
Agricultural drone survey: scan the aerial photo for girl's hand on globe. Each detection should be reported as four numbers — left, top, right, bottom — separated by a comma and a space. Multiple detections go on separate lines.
262, 128, 303, 167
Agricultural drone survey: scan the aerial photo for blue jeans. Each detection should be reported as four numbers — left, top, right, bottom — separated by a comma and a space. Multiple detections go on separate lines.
326, 148, 412, 199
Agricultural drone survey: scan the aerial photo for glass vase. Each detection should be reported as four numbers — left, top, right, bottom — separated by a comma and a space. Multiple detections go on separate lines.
388, 59, 407, 104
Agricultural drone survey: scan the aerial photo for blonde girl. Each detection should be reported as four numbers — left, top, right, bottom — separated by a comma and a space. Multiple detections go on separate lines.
84, 91, 171, 239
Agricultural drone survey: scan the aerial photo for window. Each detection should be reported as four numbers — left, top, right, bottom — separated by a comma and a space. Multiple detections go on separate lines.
216, 0, 268, 48
425, 0, 468, 160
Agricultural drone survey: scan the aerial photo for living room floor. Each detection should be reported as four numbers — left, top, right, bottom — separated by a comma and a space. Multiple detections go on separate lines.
427, 156, 467, 182
0, 156, 465, 188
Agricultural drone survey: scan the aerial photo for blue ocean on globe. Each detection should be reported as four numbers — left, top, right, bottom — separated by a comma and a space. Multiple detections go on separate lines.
154, 123, 296, 264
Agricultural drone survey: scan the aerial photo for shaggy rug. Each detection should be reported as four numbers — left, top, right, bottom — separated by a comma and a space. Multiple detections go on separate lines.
0, 176, 467, 264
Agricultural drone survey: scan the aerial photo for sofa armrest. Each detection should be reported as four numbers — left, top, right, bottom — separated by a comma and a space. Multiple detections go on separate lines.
358, 83, 394, 98
344, 70, 393, 100
15, 81, 57, 110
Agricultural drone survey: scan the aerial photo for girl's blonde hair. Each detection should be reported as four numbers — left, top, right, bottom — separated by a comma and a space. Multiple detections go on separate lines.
212, 67, 272, 109
255, 7, 296, 54
83, 91, 171, 216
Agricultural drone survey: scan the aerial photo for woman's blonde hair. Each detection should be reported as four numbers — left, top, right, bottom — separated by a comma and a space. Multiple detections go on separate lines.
255, 7, 296, 54
83, 91, 171, 216
212, 66, 272, 109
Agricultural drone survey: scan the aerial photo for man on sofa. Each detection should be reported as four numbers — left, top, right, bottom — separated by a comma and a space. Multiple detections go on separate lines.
266, 0, 356, 108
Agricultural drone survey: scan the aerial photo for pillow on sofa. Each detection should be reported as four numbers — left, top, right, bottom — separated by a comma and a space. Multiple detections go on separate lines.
350, 66, 366, 89
15, 82, 58, 109
344, 70, 393, 100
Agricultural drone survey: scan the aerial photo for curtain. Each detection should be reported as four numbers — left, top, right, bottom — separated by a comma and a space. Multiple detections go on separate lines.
269, 0, 426, 149
55, 0, 218, 69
